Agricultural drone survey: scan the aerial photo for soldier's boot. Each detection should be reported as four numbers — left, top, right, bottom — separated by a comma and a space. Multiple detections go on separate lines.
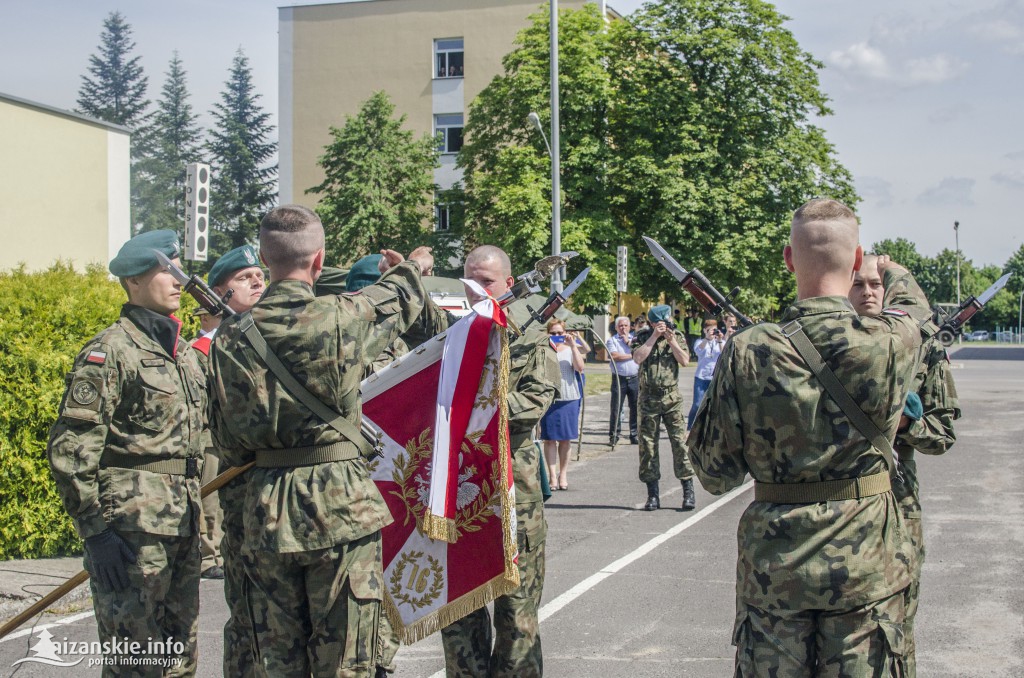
644, 481, 660, 511
681, 478, 696, 511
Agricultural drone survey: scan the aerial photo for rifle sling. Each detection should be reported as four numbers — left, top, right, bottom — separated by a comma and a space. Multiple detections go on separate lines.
782, 319, 896, 476
238, 313, 375, 462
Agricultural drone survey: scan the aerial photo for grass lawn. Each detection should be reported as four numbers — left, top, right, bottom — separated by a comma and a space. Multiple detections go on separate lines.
583, 372, 612, 396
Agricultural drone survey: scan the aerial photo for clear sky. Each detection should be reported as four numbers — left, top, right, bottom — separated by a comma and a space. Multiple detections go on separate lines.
2, 0, 1021, 270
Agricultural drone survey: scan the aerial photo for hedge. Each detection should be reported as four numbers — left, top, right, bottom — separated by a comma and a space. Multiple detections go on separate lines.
0, 263, 199, 559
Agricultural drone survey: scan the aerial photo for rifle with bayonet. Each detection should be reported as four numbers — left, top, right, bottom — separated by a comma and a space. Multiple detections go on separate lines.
153, 250, 235, 317
494, 252, 590, 333
642, 236, 753, 328
933, 272, 1012, 346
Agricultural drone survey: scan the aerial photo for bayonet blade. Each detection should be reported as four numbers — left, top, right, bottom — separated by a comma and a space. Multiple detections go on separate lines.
977, 272, 1011, 306
153, 250, 191, 286
559, 266, 590, 300
641, 236, 689, 284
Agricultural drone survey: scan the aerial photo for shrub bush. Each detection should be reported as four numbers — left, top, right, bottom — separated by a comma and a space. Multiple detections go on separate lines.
0, 263, 199, 559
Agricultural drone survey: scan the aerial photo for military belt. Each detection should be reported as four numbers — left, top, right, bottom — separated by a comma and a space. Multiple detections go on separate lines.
254, 441, 362, 468
753, 470, 891, 503
101, 452, 201, 479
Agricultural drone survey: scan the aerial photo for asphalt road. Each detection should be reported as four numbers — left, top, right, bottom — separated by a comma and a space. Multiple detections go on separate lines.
2, 353, 1022, 677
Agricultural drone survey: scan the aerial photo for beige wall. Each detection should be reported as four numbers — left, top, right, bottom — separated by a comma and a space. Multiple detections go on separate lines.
281, 0, 589, 206
0, 96, 130, 272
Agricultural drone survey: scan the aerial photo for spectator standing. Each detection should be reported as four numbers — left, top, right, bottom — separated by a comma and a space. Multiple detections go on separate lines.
541, 318, 586, 490
606, 316, 639, 445
687, 319, 725, 429
684, 308, 703, 353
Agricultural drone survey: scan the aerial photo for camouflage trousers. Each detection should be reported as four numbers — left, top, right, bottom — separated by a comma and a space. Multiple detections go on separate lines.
894, 455, 924, 678
637, 393, 694, 483
220, 479, 256, 677
85, 531, 199, 677
733, 591, 907, 678
441, 506, 546, 678
242, 531, 384, 678
199, 449, 224, 571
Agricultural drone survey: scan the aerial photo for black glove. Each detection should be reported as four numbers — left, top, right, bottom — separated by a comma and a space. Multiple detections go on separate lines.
85, 529, 137, 593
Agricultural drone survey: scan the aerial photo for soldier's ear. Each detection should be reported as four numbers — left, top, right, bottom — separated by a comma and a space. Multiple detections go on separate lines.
783, 245, 795, 273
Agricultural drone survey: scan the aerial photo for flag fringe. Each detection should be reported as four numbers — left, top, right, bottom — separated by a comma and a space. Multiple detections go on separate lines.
387, 572, 521, 645
420, 512, 458, 543
496, 326, 518, 578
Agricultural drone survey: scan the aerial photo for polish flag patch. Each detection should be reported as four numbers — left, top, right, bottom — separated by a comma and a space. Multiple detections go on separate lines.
86, 351, 107, 365
881, 307, 909, 317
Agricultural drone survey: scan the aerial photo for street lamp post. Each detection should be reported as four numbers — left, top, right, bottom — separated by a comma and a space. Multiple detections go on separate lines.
549, 0, 562, 292
954, 220, 961, 308
1018, 288, 1023, 344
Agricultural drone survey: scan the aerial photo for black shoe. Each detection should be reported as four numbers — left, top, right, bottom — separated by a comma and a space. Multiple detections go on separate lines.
629, 436, 638, 445
374, 668, 390, 678
609, 437, 618, 447
201, 565, 225, 580
644, 481, 660, 511
681, 479, 696, 511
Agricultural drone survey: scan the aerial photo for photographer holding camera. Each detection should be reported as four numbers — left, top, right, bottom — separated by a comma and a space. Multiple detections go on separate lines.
688, 319, 726, 429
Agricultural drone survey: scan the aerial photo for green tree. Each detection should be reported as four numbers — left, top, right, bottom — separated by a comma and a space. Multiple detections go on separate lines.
207, 49, 277, 255
307, 91, 440, 265
134, 53, 204, 235
616, 0, 856, 315
871, 238, 927, 279
76, 11, 151, 229
458, 4, 616, 307
456, 1, 855, 314
76, 11, 150, 129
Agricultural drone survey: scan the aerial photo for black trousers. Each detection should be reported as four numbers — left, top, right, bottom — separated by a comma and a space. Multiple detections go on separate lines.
609, 374, 639, 441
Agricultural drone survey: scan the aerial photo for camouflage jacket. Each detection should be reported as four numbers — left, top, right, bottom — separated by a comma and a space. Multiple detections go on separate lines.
631, 327, 689, 396
504, 300, 560, 507
687, 269, 933, 611
209, 262, 429, 554
892, 336, 961, 517
48, 305, 207, 539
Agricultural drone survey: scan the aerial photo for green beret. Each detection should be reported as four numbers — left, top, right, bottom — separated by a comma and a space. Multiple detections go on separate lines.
346, 254, 383, 292
109, 230, 180, 277
208, 245, 261, 287
903, 391, 923, 421
647, 304, 674, 326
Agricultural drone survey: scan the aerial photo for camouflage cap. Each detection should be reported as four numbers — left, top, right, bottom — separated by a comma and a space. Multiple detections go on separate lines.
346, 254, 383, 292
647, 304, 674, 325
208, 245, 261, 287
108, 230, 180, 277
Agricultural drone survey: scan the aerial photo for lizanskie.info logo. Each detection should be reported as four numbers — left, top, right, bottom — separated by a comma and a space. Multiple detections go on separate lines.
13, 628, 186, 669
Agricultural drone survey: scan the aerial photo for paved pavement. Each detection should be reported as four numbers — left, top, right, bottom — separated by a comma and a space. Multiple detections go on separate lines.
1, 349, 1022, 676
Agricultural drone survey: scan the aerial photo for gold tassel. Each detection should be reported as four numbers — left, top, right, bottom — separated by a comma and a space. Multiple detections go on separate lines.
420, 512, 458, 543
497, 326, 520, 583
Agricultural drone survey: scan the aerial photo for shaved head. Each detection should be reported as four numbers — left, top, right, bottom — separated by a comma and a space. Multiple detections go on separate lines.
785, 198, 862, 299
463, 245, 514, 301
259, 205, 325, 272
464, 245, 512, 278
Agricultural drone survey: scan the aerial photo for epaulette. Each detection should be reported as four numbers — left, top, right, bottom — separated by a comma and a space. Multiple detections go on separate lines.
191, 335, 212, 356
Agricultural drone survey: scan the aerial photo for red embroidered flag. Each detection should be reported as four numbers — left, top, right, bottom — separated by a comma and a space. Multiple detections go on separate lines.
361, 290, 518, 642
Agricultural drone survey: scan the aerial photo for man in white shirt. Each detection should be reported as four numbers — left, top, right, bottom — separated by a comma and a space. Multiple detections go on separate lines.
605, 316, 639, 446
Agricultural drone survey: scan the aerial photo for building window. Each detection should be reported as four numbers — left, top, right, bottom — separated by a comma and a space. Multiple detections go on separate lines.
435, 114, 464, 154
435, 38, 464, 79
435, 196, 451, 231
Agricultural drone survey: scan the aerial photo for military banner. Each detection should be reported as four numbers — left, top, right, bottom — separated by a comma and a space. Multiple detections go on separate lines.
361, 286, 519, 643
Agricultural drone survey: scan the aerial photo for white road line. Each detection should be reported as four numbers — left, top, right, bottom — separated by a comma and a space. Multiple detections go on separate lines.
427, 479, 754, 677
0, 610, 95, 643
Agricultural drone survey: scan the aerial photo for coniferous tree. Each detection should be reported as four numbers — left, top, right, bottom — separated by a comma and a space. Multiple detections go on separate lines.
135, 53, 204, 235
207, 49, 277, 254
76, 11, 150, 129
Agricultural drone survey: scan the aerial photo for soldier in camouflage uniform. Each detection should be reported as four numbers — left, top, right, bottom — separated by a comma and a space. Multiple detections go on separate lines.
631, 305, 696, 511
208, 205, 435, 677
48, 230, 207, 676
190, 244, 266, 677
438, 245, 560, 678
850, 254, 961, 676
688, 199, 935, 676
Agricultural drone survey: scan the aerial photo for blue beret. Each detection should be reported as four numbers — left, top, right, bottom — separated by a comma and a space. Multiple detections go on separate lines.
647, 304, 674, 325
346, 254, 383, 292
109, 230, 180, 277
208, 245, 261, 287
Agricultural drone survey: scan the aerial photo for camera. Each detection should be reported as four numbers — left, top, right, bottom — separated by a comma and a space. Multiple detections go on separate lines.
550, 335, 566, 344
